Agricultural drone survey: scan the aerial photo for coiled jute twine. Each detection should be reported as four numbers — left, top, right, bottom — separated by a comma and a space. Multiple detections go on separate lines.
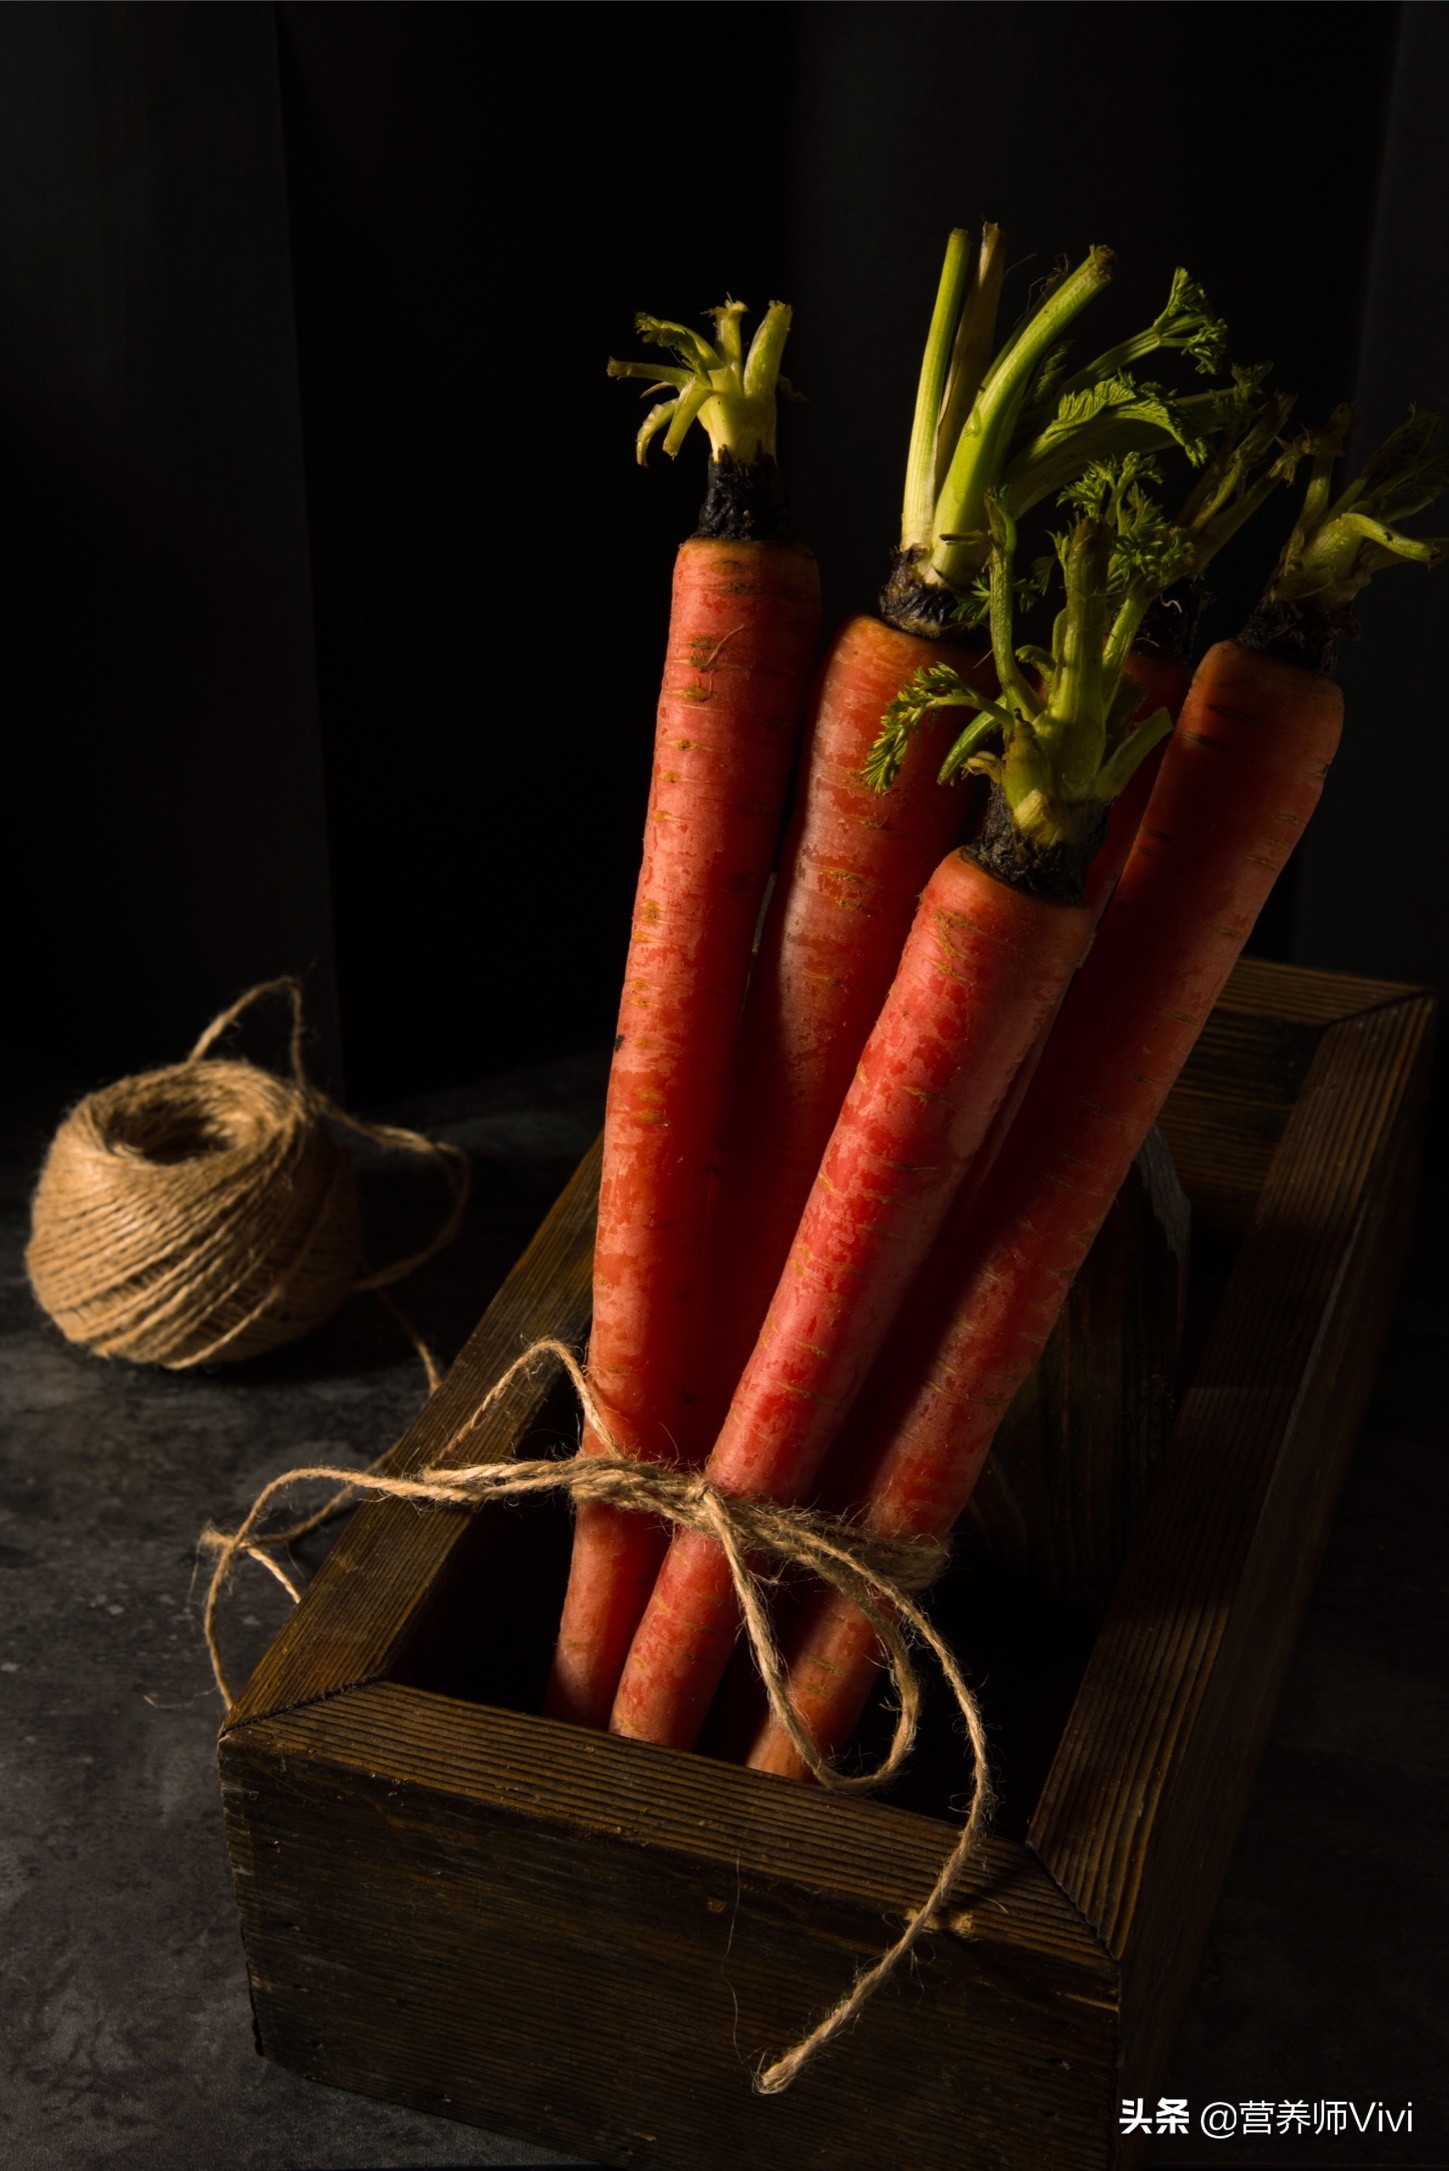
200, 1336, 995, 2097
26, 978, 470, 1383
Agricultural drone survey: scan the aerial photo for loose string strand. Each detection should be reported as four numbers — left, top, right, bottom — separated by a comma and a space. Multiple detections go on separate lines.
187, 975, 311, 1074
192, 977, 473, 1298
200, 1337, 993, 2097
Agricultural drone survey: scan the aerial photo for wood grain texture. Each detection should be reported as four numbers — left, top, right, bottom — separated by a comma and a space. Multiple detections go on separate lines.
1210, 955, 1417, 1023
222, 1682, 1118, 2171
1156, 958, 1419, 1237
1155, 1011, 1321, 1239
1028, 990, 1434, 2163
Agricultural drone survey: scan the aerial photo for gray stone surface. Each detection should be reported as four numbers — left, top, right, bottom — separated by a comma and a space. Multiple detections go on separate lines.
1, 1057, 1443, 2169
1, 1058, 605, 2171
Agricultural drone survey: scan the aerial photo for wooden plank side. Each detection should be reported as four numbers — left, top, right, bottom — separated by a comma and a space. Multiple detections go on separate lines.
1163, 961, 1428, 1237
1214, 956, 1424, 1023
237, 1681, 1100, 1938
223, 1682, 1119, 2171
223, 1140, 600, 1729
1029, 998, 1434, 1973
1160, 1003, 1343, 1238
1117, 1059, 1425, 2143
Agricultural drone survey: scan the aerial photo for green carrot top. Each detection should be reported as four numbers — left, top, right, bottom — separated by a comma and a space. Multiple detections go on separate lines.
884, 230, 1231, 634
607, 299, 799, 542
865, 364, 1296, 897
1236, 405, 1449, 672
868, 475, 1173, 896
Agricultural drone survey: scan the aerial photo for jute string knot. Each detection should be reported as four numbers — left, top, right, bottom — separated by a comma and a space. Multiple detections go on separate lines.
201, 1337, 994, 2097
26, 979, 469, 1379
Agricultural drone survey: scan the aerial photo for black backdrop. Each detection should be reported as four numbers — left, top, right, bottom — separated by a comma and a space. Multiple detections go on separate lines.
4, 2, 1443, 1108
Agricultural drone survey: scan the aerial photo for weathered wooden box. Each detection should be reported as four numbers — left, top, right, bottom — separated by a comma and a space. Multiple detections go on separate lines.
219, 958, 1432, 2170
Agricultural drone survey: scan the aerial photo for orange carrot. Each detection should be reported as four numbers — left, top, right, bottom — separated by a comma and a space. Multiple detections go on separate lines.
691, 616, 987, 1433
545, 304, 821, 1728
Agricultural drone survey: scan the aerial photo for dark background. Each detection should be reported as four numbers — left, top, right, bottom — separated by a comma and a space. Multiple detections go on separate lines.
2, 1, 1444, 1110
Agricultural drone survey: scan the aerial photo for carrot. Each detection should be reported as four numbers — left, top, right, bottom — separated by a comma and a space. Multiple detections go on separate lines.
610, 476, 1185, 1752
545, 302, 821, 1728
689, 617, 987, 1431
684, 229, 1012, 1433
748, 406, 1449, 1779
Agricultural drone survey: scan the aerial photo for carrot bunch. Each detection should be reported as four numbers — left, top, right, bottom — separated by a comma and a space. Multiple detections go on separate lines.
746, 405, 1449, 1778
552, 235, 1236, 1717
694, 237, 1228, 1439
546, 235, 1448, 1783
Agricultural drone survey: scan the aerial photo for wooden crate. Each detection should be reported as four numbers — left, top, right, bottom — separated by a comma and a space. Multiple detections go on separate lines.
219, 958, 1433, 2171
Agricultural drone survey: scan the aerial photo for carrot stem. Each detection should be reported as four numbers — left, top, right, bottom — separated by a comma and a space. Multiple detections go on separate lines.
1267, 405, 1449, 611
901, 230, 976, 556
931, 247, 1116, 590
613, 299, 793, 470
885, 239, 1240, 640
934, 225, 1008, 506
1053, 265, 1227, 400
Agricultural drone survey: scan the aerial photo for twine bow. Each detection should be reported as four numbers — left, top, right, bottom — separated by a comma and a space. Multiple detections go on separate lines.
201, 1337, 994, 2095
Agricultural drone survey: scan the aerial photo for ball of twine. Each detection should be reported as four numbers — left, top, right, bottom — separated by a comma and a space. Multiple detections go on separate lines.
25, 979, 469, 1371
